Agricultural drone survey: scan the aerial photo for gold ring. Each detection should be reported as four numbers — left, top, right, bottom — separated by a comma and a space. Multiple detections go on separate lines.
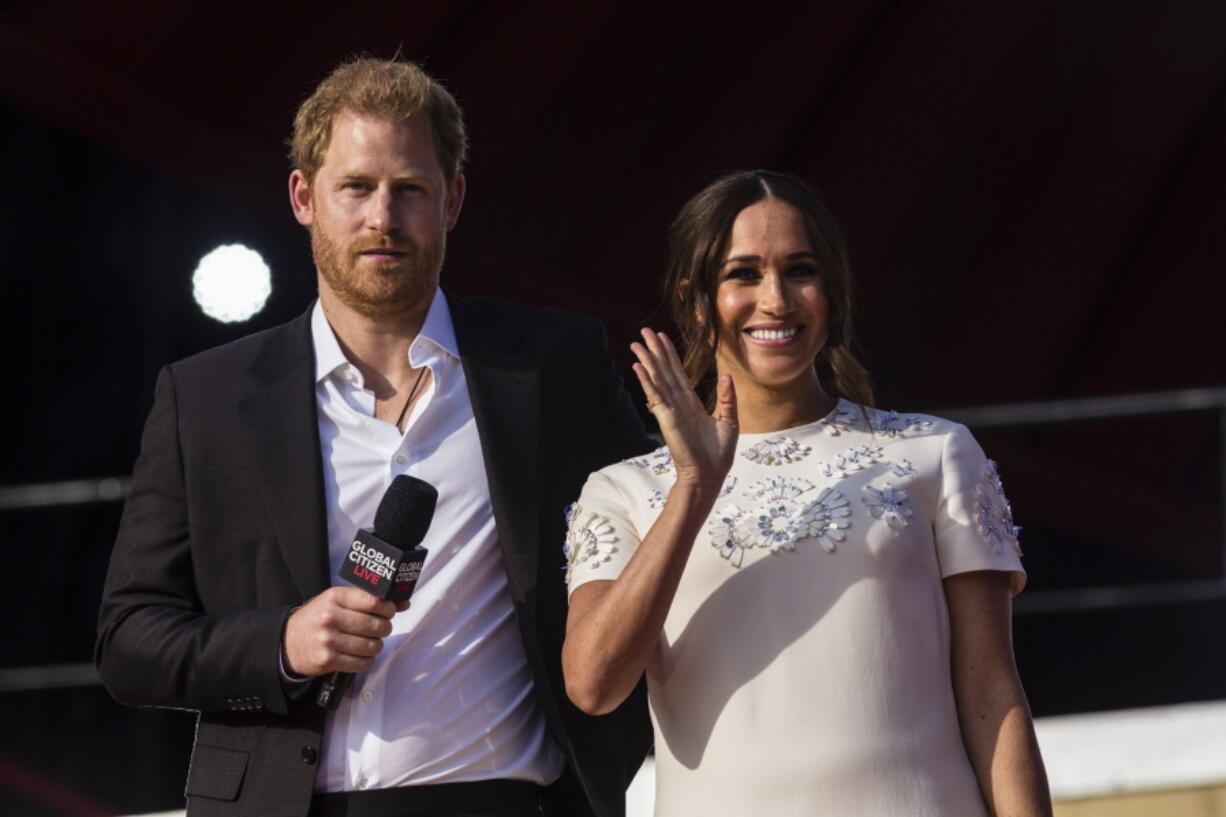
646, 400, 663, 411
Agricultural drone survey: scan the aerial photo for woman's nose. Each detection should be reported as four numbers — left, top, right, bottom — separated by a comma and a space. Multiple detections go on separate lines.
759, 272, 792, 314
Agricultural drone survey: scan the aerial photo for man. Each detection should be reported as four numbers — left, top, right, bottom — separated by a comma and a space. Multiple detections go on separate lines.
96, 58, 652, 817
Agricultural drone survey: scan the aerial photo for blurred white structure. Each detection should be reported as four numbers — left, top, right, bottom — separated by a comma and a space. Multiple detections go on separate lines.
191, 243, 271, 323
126, 700, 1226, 817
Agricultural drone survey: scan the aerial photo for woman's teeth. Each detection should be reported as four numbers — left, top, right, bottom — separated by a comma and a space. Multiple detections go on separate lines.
747, 327, 799, 340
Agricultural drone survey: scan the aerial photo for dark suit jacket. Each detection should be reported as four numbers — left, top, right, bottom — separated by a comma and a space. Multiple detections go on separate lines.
96, 294, 654, 817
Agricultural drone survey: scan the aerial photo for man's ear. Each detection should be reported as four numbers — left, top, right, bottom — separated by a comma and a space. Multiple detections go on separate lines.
445, 173, 466, 231
289, 169, 314, 227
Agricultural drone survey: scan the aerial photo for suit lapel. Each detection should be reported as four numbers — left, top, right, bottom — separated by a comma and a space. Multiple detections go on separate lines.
237, 310, 332, 600
449, 294, 542, 606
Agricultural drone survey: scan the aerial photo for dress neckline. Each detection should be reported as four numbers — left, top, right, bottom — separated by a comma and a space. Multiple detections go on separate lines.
736, 397, 856, 441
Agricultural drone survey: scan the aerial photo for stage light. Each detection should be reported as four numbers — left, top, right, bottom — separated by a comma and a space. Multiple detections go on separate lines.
192, 243, 272, 323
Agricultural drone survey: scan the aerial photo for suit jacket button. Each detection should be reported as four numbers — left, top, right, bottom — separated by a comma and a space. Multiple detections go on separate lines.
302, 746, 317, 765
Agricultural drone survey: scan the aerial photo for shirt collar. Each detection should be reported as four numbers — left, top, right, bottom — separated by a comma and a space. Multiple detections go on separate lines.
310, 288, 460, 385
412, 287, 460, 365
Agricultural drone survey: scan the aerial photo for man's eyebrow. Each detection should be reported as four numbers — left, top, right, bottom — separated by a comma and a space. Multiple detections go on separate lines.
335, 171, 431, 182
720, 251, 818, 266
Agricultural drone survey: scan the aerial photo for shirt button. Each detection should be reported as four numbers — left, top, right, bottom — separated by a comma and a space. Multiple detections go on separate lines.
355, 775, 368, 789
394, 454, 407, 465
360, 689, 374, 703
301, 746, 317, 765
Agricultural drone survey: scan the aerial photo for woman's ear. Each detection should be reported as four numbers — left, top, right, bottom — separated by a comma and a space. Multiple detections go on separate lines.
679, 279, 705, 326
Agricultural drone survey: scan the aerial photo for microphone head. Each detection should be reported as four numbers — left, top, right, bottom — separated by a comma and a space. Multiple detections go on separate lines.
374, 474, 438, 548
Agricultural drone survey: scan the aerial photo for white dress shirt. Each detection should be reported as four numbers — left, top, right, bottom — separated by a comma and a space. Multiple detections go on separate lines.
310, 290, 564, 791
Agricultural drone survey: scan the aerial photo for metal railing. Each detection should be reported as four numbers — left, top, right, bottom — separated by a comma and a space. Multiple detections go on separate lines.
932, 386, 1226, 615
1, 387, 1222, 690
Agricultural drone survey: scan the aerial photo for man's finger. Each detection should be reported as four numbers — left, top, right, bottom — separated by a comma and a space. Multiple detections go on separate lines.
331, 586, 397, 619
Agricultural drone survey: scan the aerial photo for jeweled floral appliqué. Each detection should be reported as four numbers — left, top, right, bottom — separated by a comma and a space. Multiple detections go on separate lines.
798, 488, 852, 552
821, 445, 885, 480
974, 460, 1022, 556
863, 483, 912, 530
563, 503, 620, 582
748, 488, 853, 553
740, 436, 811, 466
646, 489, 667, 510
869, 408, 934, 439
751, 500, 812, 553
708, 503, 752, 567
891, 459, 916, 477
820, 404, 860, 436
718, 476, 738, 497
625, 447, 674, 475
710, 480, 852, 564
744, 476, 815, 501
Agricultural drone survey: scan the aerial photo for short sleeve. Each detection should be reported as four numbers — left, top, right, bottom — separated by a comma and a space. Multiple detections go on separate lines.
564, 469, 641, 596
933, 423, 1026, 594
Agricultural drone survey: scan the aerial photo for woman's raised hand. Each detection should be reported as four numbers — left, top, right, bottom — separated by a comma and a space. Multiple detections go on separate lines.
631, 329, 738, 490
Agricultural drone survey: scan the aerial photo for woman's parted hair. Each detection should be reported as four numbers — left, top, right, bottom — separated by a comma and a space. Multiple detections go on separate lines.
664, 170, 874, 407
289, 57, 469, 184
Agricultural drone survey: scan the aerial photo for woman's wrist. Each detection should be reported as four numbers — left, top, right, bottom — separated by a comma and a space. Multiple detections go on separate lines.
668, 476, 726, 505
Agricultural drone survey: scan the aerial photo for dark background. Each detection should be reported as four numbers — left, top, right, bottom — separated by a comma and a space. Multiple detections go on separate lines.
1, 1, 1223, 815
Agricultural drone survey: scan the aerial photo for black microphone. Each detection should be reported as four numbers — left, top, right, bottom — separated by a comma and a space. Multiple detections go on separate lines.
315, 474, 438, 710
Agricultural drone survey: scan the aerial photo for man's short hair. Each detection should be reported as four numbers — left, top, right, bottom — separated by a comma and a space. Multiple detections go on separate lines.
289, 57, 468, 184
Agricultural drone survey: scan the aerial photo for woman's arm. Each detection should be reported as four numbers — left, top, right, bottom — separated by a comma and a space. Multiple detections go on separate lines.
946, 570, 1053, 817
563, 329, 738, 715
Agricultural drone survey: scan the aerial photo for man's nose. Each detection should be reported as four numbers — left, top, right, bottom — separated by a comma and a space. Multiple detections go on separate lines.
365, 188, 396, 232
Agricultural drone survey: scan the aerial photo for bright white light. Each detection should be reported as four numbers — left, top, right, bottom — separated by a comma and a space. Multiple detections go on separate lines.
192, 243, 272, 323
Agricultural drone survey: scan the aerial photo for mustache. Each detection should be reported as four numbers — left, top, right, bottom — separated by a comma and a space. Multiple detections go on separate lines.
351, 238, 416, 255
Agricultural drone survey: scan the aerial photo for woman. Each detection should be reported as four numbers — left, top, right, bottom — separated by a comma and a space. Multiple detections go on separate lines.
561, 171, 1051, 816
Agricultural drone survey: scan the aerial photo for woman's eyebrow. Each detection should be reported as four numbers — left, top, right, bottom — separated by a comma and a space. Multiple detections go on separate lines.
721, 251, 818, 266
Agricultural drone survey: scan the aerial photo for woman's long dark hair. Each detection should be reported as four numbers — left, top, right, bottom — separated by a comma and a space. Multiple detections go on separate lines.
664, 170, 874, 407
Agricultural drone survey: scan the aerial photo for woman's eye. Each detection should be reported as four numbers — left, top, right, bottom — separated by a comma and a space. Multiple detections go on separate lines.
787, 264, 819, 278
726, 267, 760, 281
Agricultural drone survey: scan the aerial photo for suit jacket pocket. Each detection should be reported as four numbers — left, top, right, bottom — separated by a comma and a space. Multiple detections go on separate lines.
185, 745, 249, 802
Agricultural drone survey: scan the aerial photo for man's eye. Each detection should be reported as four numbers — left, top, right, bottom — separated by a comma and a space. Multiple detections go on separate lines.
344, 182, 370, 192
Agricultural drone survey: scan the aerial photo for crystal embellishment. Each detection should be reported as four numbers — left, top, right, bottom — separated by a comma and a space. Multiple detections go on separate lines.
863, 483, 912, 529
709, 480, 852, 565
647, 489, 667, 510
974, 460, 1022, 556
821, 445, 885, 480
708, 503, 752, 567
744, 476, 816, 501
800, 488, 852, 552
563, 503, 620, 582
869, 408, 934, 438
891, 459, 917, 477
625, 447, 675, 475
740, 436, 812, 466
820, 404, 859, 436
752, 501, 809, 552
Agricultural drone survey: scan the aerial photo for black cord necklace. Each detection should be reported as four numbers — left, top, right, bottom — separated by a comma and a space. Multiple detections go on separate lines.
394, 366, 428, 431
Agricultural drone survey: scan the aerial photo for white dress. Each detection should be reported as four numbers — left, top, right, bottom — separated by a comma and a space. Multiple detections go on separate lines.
565, 399, 1025, 817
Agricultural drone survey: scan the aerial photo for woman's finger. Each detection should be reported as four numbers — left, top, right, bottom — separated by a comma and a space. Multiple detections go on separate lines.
653, 332, 692, 397
630, 340, 666, 398
714, 373, 738, 427
634, 331, 680, 401
631, 361, 666, 413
